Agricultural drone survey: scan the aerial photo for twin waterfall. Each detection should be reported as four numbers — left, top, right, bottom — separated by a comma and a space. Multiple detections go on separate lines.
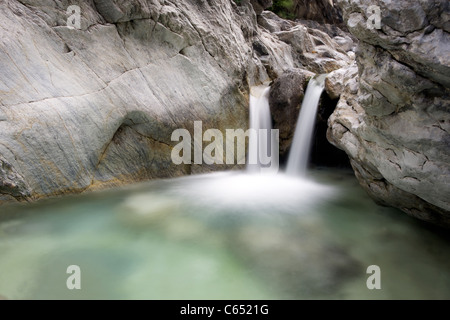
248, 75, 326, 176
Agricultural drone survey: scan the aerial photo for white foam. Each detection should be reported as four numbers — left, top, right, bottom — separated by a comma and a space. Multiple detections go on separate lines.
172, 172, 336, 213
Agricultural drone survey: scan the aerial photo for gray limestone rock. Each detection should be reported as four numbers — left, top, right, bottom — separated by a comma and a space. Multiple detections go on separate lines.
269, 68, 314, 156
328, 0, 450, 227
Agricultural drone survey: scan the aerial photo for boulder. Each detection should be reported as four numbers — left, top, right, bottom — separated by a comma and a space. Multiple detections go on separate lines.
269, 68, 314, 156
258, 10, 294, 33
328, 0, 450, 227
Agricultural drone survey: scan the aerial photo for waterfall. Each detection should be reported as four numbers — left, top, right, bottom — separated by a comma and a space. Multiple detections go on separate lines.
286, 74, 326, 176
247, 75, 325, 176
247, 86, 278, 174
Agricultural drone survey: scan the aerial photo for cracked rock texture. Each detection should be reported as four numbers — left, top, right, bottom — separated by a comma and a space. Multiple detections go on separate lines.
0, 0, 350, 201
0, 0, 286, 201
262, 11, 353, 156
327, 0, 450, 227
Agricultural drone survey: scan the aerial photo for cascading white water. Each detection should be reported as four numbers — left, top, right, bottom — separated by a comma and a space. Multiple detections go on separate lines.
247, 86, 278, 173
286, 75, 326, 176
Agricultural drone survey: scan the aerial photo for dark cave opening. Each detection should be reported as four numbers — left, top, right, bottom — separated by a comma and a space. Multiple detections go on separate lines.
278, 92, 351, 170
310, 93, 352, 169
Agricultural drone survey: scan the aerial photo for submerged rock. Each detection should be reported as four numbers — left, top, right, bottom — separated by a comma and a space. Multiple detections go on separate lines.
230, 221, 361, 297
328, 0, 450, 227
117, 193, 179, 226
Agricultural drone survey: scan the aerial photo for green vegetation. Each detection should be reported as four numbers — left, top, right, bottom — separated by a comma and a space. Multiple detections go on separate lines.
268, 0, 296, 20
232, 0, 296, 20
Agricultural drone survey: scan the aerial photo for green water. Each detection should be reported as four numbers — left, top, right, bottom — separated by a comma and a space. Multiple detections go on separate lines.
0, 169, 449, 300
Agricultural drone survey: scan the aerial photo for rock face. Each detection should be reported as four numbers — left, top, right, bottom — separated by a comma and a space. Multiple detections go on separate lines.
327, 0, 450, 227
0, 0, 353, 202
262, 11, 354, 157
0, 0, 299, 201
275, 25, 351, 73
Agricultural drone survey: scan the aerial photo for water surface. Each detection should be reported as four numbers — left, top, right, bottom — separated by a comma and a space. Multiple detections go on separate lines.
0, 168, 449, 299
